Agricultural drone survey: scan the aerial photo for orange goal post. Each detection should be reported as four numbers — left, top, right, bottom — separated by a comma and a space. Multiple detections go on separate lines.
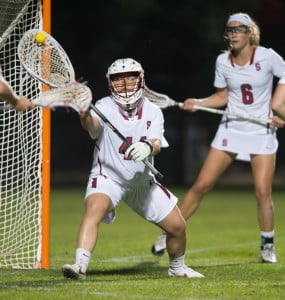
0, 0, 51, 269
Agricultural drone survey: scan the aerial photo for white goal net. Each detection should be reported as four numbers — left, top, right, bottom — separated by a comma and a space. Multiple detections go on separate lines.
0, 0, 48, 269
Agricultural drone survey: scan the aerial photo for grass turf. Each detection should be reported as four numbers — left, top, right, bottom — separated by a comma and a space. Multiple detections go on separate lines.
0, 187, 284, 299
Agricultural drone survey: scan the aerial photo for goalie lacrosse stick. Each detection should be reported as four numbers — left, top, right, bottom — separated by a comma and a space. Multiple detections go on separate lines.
31, 85, 163, 179
144, 86, 272, 126
18, 30, 163, 179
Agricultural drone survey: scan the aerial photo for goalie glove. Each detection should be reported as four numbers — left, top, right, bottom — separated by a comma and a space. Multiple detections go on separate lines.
124, 141, 153, 162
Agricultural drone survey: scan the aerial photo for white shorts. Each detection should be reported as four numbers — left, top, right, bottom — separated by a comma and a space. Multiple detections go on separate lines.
85, 174, 178, 224
211, 127, 278, 159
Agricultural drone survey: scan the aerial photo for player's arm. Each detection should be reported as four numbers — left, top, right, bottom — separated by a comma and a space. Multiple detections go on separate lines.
0, 73, 34, 111
272, 84, 285, 120
79, 110, 102, 139
149, 138, 161, 156
182, 87, 228, 111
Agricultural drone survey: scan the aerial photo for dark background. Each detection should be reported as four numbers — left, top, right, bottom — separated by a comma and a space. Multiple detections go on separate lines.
50, 0, 285, 187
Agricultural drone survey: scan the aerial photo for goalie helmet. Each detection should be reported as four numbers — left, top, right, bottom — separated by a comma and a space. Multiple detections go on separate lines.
106, 58, 145, 111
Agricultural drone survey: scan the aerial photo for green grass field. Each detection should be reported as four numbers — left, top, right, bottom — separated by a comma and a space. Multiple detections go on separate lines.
1, 187, 285, 299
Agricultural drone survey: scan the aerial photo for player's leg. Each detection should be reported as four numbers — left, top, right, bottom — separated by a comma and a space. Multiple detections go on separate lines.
152, 148, 235, 256
62, 193, 114, 279
251, 154, 277, 263
179, 148, 236, 220
132, 181, 204, 278
158, 206, 204, 278
63, 176, 122, 279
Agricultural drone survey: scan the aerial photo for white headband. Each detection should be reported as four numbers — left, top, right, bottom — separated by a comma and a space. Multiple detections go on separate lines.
227, 14, 251, 27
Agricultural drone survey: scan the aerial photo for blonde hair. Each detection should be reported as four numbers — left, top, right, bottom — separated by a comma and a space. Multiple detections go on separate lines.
225, 13, 260, 50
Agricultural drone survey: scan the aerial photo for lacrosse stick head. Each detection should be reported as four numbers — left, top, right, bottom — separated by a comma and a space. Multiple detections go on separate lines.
32, 82, 92, 113
106, 58, 145, 111
144, 86, 181, 109
17, 29, 75, 88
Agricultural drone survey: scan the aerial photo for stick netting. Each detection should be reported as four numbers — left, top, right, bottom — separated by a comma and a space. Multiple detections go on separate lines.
0, 0, 44, 269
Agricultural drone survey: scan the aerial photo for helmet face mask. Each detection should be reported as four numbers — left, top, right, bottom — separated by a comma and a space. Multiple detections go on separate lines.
106, 58, 145, 111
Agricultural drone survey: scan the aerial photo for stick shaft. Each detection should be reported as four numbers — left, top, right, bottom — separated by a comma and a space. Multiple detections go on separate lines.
193, 105, 271, 125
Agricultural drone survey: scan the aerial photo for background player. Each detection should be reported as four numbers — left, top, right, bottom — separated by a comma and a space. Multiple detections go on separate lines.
152, 13, 285, 263
62, 58, 204, 279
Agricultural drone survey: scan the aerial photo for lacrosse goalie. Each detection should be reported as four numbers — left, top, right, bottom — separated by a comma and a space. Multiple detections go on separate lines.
62, 58, 204, 280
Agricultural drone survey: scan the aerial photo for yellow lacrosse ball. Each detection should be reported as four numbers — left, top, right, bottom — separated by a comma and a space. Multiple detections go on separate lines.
35, 32, 46, 44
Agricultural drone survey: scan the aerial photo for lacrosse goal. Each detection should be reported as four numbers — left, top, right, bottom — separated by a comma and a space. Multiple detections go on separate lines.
0, 0, 50, 268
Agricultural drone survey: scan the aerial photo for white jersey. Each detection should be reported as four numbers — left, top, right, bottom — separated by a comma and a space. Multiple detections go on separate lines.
214, 46, 285, 135
88, 96, 168, 186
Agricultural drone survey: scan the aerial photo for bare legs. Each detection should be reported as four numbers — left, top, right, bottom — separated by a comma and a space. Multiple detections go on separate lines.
251, 154, 275, 232
180, 148, 235, 220
77, 193, 114, 252
158, 206, 186, 258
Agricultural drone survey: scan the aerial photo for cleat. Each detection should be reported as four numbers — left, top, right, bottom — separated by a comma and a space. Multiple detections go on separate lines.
168, 265, 204, 278
260, 244, 277, 263
62, 264, 86, 280
151, 234, 166, 256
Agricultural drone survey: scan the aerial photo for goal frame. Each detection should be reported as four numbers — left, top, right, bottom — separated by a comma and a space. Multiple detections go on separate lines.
41, 0, 51, 269
0, 0, 51, 269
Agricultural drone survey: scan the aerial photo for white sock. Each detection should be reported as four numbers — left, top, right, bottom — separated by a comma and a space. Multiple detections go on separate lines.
261, 230, 274, 238
169, 255, 184, 270
75, 248, 91, 273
